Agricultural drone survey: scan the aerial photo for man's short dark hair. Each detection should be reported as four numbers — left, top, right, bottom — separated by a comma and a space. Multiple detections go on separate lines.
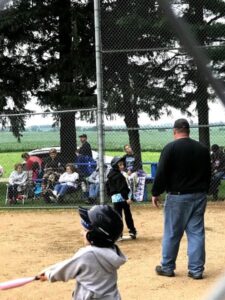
79, 134, 87, 138
173, 118, 190, 133
174, 118, 190, 129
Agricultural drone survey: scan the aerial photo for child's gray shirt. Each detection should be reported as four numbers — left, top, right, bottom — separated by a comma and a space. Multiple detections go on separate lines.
43, 245, 126, 300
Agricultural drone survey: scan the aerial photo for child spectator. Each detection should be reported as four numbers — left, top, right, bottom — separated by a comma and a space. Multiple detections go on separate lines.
38, 205, 126, 300
8, 163, 27, 204
50, 163, 79, 202
106, 156, 137, 239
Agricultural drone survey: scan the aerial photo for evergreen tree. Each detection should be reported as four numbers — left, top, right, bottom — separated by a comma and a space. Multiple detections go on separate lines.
102, 0, 225, 151
101, 0, 189, 162
0, 0, 96, 161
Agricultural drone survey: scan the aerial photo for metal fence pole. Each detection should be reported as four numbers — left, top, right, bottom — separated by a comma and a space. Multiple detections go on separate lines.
94, 0, 105, 204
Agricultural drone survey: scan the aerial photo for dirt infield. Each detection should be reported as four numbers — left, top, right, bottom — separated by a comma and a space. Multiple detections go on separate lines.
1, 203, 225, 300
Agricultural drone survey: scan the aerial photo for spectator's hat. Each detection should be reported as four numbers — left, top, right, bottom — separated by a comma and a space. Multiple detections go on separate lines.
79, 133, 87, 138
173, 118, 190, 129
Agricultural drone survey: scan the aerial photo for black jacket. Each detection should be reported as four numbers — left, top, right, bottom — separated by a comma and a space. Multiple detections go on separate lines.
106, 169, 130, 200
78, 141, 92, 158
44, 156, 63, 171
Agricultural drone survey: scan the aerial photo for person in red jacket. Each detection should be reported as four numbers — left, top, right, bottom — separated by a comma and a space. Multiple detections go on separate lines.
21, 152, 43, 180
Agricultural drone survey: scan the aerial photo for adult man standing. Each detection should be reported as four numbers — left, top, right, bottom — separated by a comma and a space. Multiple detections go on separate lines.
151, 118, 211, 280
77, 134, 92, 158
76, 134, 95, 178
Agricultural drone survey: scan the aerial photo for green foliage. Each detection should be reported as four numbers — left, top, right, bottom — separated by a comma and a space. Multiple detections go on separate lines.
0, 0, 96, 161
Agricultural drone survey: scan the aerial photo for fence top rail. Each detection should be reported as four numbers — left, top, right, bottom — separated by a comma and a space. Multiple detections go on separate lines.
104, 123, 225, 131
0, 108, 97, 118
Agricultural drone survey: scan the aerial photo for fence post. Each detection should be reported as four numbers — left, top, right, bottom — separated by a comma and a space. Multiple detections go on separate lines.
94, 0, 105, 204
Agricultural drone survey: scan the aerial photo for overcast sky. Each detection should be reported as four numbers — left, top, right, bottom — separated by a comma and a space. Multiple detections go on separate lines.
25, 98, 225, 128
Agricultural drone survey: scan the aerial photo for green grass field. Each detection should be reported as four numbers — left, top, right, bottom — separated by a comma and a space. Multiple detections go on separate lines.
0, 126, 224, 152
0, 125, 224, 207
0, 151, 160, 178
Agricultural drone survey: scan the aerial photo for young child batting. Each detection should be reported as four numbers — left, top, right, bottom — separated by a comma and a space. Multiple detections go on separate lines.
38, 205, 126, 300
106, 156, 137, 239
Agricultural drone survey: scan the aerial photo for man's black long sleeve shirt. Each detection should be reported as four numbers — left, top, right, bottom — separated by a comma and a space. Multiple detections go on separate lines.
151, 138, 211, 196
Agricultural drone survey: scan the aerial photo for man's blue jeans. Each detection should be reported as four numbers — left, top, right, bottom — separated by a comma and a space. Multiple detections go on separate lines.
161, 192, 207, 275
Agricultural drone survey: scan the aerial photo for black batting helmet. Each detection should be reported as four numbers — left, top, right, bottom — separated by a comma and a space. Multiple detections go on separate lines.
79, 205, 123, 247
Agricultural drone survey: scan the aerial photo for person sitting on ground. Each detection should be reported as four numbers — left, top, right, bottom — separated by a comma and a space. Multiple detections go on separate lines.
21, 152, 43, 180
8, 163, 28, 204
50, 163, 79, 202
86, 164, 109, 205
208, 144, 225, 200
38, 205, 126, 300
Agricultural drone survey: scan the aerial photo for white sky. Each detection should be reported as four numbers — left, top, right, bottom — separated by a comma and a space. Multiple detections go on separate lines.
25, 98, 225, 127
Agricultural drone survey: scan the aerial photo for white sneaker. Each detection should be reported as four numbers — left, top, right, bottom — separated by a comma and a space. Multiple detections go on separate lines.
53, 190, 57, 196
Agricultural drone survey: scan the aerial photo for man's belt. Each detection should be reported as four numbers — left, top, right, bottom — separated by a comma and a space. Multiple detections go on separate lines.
168, 191, 204, 195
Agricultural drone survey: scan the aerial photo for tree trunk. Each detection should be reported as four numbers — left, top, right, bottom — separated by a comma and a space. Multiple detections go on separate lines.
58, 0, 77, 161
122, 90, 142, 169
116, 53, 142, 168
124, 109, 142, 170
190, 0, 210, 148
196, 77, 210, 148
60, 112, 76, 163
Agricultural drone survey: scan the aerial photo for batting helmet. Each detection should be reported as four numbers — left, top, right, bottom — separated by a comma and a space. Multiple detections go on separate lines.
79, 205, 123, 247
110, 156, 125, 169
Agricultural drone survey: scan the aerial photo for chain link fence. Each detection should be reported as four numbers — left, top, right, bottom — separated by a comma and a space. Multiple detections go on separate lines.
98, 0, 225, 202
0, 108, 225, 208
1, 1, 225, 208
100, 0, 225, 148
0, 109, 108, 208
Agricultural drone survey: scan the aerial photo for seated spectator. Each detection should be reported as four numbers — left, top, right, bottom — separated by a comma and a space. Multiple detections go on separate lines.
8, 163, 28, 204
43, 148, 64, 173
42, 148, 64, 194
21, 152, 43, 180
208, 144, 225, 200
49, 163, 79, 202
86, 164, 109, 205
